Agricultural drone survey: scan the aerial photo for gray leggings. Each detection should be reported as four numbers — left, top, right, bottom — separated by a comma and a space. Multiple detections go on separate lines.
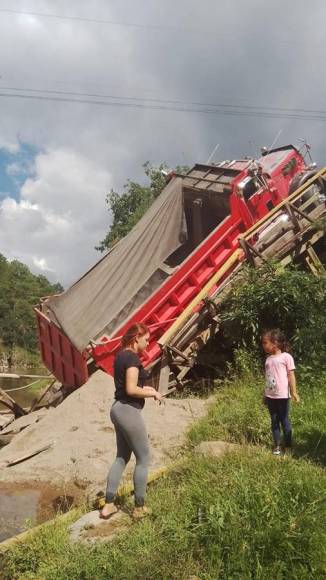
105, 400, 150, 506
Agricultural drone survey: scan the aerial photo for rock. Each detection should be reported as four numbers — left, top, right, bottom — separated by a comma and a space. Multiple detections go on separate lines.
69, 509, 131, 544
194, 440, 239, 458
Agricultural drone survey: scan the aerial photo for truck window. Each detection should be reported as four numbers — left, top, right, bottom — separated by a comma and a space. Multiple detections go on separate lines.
242, 178, 260, 201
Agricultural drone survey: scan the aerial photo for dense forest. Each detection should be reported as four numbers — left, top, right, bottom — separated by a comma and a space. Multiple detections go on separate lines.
0, 254, 62, 353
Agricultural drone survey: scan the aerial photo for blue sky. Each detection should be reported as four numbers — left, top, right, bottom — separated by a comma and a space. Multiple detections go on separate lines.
0, 142, 38, 201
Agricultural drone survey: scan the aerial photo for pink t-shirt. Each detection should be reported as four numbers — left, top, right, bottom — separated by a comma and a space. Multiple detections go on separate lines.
264, 352, 295, 399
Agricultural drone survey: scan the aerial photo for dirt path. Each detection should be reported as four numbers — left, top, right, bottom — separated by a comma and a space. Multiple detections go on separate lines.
0, 371, 208, 498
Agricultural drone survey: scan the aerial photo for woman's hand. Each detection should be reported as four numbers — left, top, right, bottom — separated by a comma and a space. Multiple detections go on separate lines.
153, 391, 163, 404
143, 386, 163, 404
292, 392, 300, 403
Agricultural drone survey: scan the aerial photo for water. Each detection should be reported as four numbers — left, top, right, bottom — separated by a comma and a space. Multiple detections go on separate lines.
0, 484, 75, 542
0, 489, 41, 542
0, 367, 47, 410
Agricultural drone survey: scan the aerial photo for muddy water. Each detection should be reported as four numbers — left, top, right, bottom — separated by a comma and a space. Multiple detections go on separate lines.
0, 482, 76, 542
0, 488, 41, 542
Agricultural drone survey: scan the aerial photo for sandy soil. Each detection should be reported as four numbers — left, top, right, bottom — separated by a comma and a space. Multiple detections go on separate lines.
0, 371, 208, 497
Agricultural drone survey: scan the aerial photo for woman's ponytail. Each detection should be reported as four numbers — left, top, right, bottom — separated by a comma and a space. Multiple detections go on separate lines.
121, 323, 150, 348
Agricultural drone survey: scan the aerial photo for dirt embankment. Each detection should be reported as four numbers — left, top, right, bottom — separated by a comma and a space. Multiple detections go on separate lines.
0, 371, 208, 497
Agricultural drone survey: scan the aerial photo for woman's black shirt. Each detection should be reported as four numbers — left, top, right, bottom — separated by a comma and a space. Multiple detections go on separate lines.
114, 349, 148, 409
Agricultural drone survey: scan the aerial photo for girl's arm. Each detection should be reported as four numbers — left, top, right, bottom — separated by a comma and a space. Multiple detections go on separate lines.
288, 370, 300, 402
126, 367, 161, 400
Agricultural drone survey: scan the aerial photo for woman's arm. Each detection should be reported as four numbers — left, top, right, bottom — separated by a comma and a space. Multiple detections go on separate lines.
126, 367, 159, 399
288, 370, 300, 402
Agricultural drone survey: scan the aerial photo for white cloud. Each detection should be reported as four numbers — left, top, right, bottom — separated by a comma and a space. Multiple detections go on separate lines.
32, 256, 54, 272
0, 148, 112, 285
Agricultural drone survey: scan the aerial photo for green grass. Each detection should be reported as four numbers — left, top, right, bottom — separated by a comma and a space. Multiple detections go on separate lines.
189, 369, 326, 466
2, 369, 326, 580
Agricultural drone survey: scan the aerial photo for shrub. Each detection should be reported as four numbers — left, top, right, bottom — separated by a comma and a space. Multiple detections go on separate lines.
220, 262, 326, 367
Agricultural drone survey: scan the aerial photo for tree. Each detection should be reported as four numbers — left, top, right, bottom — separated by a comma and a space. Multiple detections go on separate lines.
0, 254, 63, 352
96, 162, 189, 252
220, 262, 326, 366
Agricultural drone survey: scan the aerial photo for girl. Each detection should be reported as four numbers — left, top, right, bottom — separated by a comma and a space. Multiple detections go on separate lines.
262, 329, 300, 455
100, 323, 162, 520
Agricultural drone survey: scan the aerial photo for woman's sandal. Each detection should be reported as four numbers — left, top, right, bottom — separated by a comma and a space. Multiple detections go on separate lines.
132, 506, 152, 520
99, 504, 119, 520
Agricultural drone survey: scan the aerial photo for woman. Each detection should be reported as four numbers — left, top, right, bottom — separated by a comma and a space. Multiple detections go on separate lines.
100, 322, 162, 520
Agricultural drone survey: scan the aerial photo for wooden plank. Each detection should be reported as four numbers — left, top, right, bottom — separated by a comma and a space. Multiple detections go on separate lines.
239, 237, 255, 265
288, 201, 315, 224
0, 409, 47, 436
5, 442, 54, 467
0, 413, 14, 430
29, 379, 56, 412
284, 202, 301, 232
0, 387, 27, 418
158, 356, 172, 396
303, 246, 326, 275
276, 232, 324, 267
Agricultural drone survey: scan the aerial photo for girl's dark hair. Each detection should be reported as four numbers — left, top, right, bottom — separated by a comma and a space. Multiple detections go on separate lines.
121, 323, 150, 348
262, 328, 292, 353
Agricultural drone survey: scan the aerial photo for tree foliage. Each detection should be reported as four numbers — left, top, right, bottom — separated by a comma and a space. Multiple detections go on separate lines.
220, 262, 326, 367
96, 162, 189, 252
0, 254, 62, 352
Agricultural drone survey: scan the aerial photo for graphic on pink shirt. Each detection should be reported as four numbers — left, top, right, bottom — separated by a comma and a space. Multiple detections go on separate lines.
264, 352, 295, 399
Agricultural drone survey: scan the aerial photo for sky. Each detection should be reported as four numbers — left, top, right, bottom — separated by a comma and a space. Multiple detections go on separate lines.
0, 0, 326, 287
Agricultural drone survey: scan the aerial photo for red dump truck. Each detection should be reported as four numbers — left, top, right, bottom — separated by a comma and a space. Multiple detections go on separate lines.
35, 145, 322, 390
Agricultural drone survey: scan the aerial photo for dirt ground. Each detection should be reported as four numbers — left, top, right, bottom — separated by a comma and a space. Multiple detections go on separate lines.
0, 370, 208, 498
